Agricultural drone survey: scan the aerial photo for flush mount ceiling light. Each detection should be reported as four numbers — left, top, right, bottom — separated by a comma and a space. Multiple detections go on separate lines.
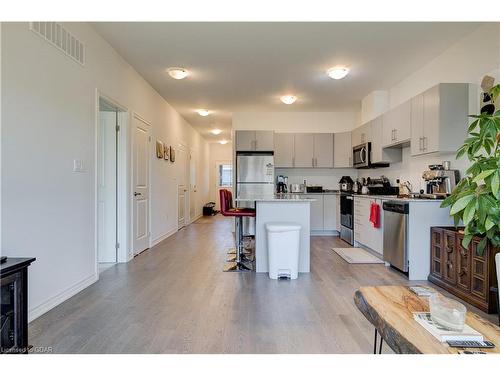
167, 67, 189, 80
197, 109, 210, 117
210, 128, 222, 135
280, 95, 297, 105
219, 139, 228, 145
327, 67, 349, 80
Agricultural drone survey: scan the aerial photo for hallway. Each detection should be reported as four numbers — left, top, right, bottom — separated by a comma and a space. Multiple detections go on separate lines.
27, 215, 492, 353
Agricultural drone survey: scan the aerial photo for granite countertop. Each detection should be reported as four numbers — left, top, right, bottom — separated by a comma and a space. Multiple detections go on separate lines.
292, 190, 340, 195
352, 194, 446, 202
235, 194, 317, 202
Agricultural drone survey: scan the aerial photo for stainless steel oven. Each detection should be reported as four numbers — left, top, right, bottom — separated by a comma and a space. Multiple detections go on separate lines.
340, 193, 354, 245
352, 142, 371, 169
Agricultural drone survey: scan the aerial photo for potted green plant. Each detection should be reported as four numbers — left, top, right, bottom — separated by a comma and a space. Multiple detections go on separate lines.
440, 81, 500, 255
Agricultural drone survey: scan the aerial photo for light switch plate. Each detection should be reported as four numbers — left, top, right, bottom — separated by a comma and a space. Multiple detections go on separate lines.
73, 159, 85, 172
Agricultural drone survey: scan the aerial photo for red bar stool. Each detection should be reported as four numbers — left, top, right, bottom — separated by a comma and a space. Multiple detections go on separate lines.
219, 189, 255, 271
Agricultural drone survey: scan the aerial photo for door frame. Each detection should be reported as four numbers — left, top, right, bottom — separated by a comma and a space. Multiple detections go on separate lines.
94, 90, 130, 278
189, 147, 198, 224
177, 142, 190, 228
214, 159, 233, 210
131, 112, 153, 255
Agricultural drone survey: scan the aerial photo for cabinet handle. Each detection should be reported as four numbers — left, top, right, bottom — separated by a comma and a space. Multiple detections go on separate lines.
253, 140, 258, 150
292, 157, 295, 167
423, 136, 427, 151
394, 129, 397, 141
419, 137, 423, 151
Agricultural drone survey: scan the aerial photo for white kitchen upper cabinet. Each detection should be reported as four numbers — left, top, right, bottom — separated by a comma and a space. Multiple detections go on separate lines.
274, 133, 295, 167
254, 131, 274, 151
411, 94, 425, 156
313, 133, 334, 168
383, 100, 411, 147
235, 131, 255, 151
351, 126, 362, 147
371, 116, 402, 164
294, 133, 315, 167
323, 194, 337, 231
351, 123, 371, 147
411, 83, 469, 156
235, 130, 274, 151
422, 85, 440, 154
333, 131, 352, 168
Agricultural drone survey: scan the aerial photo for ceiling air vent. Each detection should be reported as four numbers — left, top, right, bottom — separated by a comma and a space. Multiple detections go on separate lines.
30, 22, 85, 66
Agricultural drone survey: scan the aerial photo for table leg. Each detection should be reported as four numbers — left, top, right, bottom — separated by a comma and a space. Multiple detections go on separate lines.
373, 329, 383, 354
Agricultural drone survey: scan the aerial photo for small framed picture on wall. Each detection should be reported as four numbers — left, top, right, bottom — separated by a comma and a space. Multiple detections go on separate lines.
170, 146, 176, 162
156, 140, 164, 159
164, 145, 170, 161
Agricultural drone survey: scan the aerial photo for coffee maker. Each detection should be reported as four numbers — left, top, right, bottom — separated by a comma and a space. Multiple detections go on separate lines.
276, 175, 288, 193
422, 165, 460, 198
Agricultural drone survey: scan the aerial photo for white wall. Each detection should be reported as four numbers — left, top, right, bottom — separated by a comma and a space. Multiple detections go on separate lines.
359, 23, 500, 190
232, 112, 360, 187
360, 90, 389, 124
358, 149, 469, 193
276, 168, 358, 190
232, 111, 359, 132
389, 23, 500, 108
1, 22, 209, 321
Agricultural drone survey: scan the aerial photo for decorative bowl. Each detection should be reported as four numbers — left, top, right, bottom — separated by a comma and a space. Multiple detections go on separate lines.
429, 294, 467, 331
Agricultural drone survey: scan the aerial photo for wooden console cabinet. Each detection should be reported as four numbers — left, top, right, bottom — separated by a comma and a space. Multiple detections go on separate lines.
1, 257, 36, 354
429, 227, 499, 314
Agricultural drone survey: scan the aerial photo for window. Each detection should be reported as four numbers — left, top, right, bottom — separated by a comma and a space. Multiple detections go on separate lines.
218, 164, 233, 187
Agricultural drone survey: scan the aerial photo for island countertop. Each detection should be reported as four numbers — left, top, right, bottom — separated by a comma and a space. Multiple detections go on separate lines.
235, 194, 317, 202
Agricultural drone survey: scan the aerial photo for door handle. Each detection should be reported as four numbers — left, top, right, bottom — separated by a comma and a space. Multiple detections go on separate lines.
134, 192, 142, 196
360, 147, 366, 163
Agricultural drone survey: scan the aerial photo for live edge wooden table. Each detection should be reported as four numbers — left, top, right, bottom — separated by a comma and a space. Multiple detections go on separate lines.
354, 286, 500, 354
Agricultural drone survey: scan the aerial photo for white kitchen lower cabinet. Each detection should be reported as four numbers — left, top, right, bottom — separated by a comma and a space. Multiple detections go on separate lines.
323, 194, 337, 232
304, 194, 324, 231
354, 196, 384, 255
303, 194, 340, 235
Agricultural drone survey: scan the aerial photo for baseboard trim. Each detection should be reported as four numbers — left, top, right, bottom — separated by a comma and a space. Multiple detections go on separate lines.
310, 230, 340, 237
28, 273, 98, 322
151, 228, 177, 247
190, 213, 202, 224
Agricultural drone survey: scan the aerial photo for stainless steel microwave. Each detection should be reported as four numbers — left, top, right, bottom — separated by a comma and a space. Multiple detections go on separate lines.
352, 142, 371, 169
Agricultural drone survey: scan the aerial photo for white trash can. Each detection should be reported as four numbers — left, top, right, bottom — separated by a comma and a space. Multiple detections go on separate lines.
266, 222, 301, 280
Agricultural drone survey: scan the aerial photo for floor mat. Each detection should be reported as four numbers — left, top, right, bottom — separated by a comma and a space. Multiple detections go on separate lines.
332, 247, 384, 264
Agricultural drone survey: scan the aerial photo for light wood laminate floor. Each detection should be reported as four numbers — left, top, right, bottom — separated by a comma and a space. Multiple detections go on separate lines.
29, 215, 497, 353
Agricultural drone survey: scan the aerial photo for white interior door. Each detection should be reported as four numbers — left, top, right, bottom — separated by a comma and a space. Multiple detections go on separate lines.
97, 109, 117, 263
132, 115, 151, 255
189, 149, 197, 221
178, 186, 186, 228
177, 145, 189, 229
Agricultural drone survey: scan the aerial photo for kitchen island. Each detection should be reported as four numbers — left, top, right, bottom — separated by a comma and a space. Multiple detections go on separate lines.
236, 194, 315, 273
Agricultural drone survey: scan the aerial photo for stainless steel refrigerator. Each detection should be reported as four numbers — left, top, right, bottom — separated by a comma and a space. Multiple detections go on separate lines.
236, 152, 274, 236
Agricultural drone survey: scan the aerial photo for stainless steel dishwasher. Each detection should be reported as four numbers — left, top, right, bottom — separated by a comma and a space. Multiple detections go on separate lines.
382, 201, 409, 273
